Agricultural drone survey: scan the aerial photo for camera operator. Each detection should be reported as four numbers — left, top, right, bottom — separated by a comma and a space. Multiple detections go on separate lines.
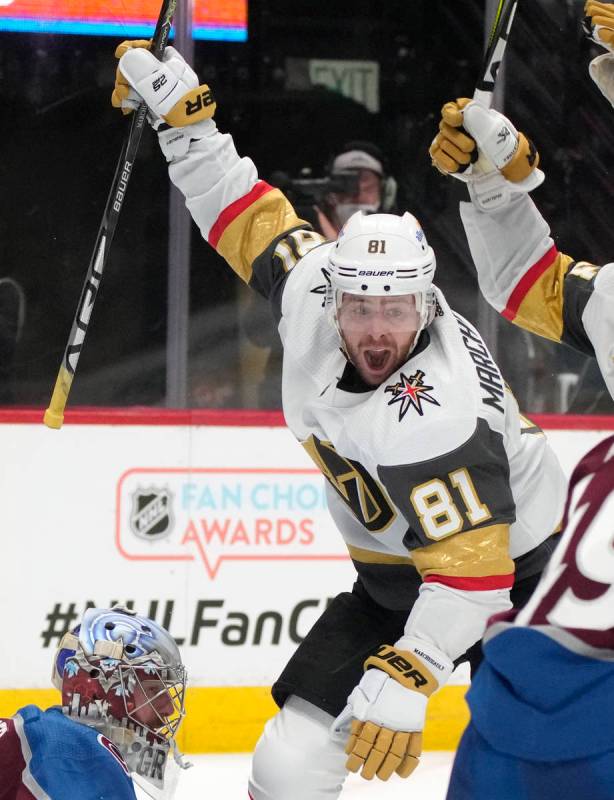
315, 141, 399, 238
272, 141, 398, 241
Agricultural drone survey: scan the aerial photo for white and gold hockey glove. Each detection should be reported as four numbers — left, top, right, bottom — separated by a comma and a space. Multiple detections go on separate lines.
331, 637, 453, 782
430, 97, 544, 212
584, 1, 614, 109
112, 41, 217, 159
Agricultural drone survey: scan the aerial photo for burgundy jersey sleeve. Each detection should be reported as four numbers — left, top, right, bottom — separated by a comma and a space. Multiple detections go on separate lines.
515, 434, 614, 650
0, 717, 29, 799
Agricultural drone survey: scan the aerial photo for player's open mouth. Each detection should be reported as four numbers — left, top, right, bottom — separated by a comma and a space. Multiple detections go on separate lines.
363, 348, 392, 372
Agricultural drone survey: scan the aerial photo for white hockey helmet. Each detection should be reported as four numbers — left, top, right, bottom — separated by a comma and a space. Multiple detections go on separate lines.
326, 211, 437, 347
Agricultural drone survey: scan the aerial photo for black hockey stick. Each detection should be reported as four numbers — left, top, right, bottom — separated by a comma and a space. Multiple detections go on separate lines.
474, 0, 520, 107
44, 0, 177, 428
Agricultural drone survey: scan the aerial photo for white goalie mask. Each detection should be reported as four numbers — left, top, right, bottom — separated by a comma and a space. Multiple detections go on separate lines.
326, 211, 437, 359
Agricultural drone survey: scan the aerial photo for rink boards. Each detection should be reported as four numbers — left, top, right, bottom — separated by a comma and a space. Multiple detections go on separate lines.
1, 409, 612, 752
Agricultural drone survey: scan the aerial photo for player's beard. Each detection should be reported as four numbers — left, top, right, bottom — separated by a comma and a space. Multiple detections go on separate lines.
345, 334, 414, 386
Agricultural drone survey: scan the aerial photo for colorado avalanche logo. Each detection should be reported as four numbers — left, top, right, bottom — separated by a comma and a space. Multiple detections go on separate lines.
98, 734, 130, 775
385, 369, 440, 421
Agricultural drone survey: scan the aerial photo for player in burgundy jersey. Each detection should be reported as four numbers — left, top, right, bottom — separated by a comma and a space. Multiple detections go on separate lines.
439, 3, 614, 795
446, 435, 614, 799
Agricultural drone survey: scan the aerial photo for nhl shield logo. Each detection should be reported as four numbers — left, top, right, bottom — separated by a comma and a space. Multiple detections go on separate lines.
130, 487, 173, 540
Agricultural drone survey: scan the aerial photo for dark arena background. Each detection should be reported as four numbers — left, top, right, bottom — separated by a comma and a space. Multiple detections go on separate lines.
0, 0, 611, 413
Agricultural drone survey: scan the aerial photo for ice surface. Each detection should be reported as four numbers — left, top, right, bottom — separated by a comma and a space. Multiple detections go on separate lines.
171, 751, 455, 798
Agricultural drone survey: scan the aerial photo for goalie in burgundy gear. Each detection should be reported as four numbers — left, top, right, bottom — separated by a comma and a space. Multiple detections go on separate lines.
53, 606, 188, 770
0, 605, 188, 800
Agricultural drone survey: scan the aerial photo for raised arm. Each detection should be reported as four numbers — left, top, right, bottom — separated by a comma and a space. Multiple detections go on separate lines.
112, 42, 325, 316
428, 2, 614, 399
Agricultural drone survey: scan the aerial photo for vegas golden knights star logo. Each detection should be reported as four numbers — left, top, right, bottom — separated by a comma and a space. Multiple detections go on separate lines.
385, 369, 440, 420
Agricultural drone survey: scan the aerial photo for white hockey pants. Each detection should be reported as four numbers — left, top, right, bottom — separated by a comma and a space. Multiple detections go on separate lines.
248, 695, 349, 799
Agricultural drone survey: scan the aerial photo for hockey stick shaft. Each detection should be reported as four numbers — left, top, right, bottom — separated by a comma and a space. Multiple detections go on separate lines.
43, 0, 177, 429
473, 0, 519, 108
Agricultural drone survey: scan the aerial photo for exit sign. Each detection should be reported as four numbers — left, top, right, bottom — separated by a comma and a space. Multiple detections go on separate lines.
309, 59, 379, 113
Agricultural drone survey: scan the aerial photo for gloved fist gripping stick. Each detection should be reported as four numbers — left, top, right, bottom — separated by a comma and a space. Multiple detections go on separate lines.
333, 637, 453, 782
112, 41, 216, 129
430, 97, 539, 183
430, 98, 544, 211
584, 1, 614, 108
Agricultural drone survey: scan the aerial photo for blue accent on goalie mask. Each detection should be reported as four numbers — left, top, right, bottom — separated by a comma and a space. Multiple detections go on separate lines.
78, 606, 178, 661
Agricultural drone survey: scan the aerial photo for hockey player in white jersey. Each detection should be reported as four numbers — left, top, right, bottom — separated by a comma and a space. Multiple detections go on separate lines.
112, 41, 567, 799
430, 0, 614, 403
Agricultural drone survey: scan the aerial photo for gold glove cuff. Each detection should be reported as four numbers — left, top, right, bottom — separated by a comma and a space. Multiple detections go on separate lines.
363, 644, 438, 696
164, 84, 217, 127
501, 132, 540, 183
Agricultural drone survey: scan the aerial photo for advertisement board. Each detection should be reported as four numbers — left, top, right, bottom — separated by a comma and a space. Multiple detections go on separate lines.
1, 410, 612, 750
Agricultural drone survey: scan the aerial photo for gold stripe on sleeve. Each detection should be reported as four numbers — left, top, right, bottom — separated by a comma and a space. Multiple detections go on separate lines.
512, 253, 574, 343
410, 523, 514, 580
216, 189, 305, 283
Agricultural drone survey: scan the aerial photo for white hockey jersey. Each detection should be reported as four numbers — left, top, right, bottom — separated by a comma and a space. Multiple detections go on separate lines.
460, 191, 614, 401
163, 121, 566, 662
